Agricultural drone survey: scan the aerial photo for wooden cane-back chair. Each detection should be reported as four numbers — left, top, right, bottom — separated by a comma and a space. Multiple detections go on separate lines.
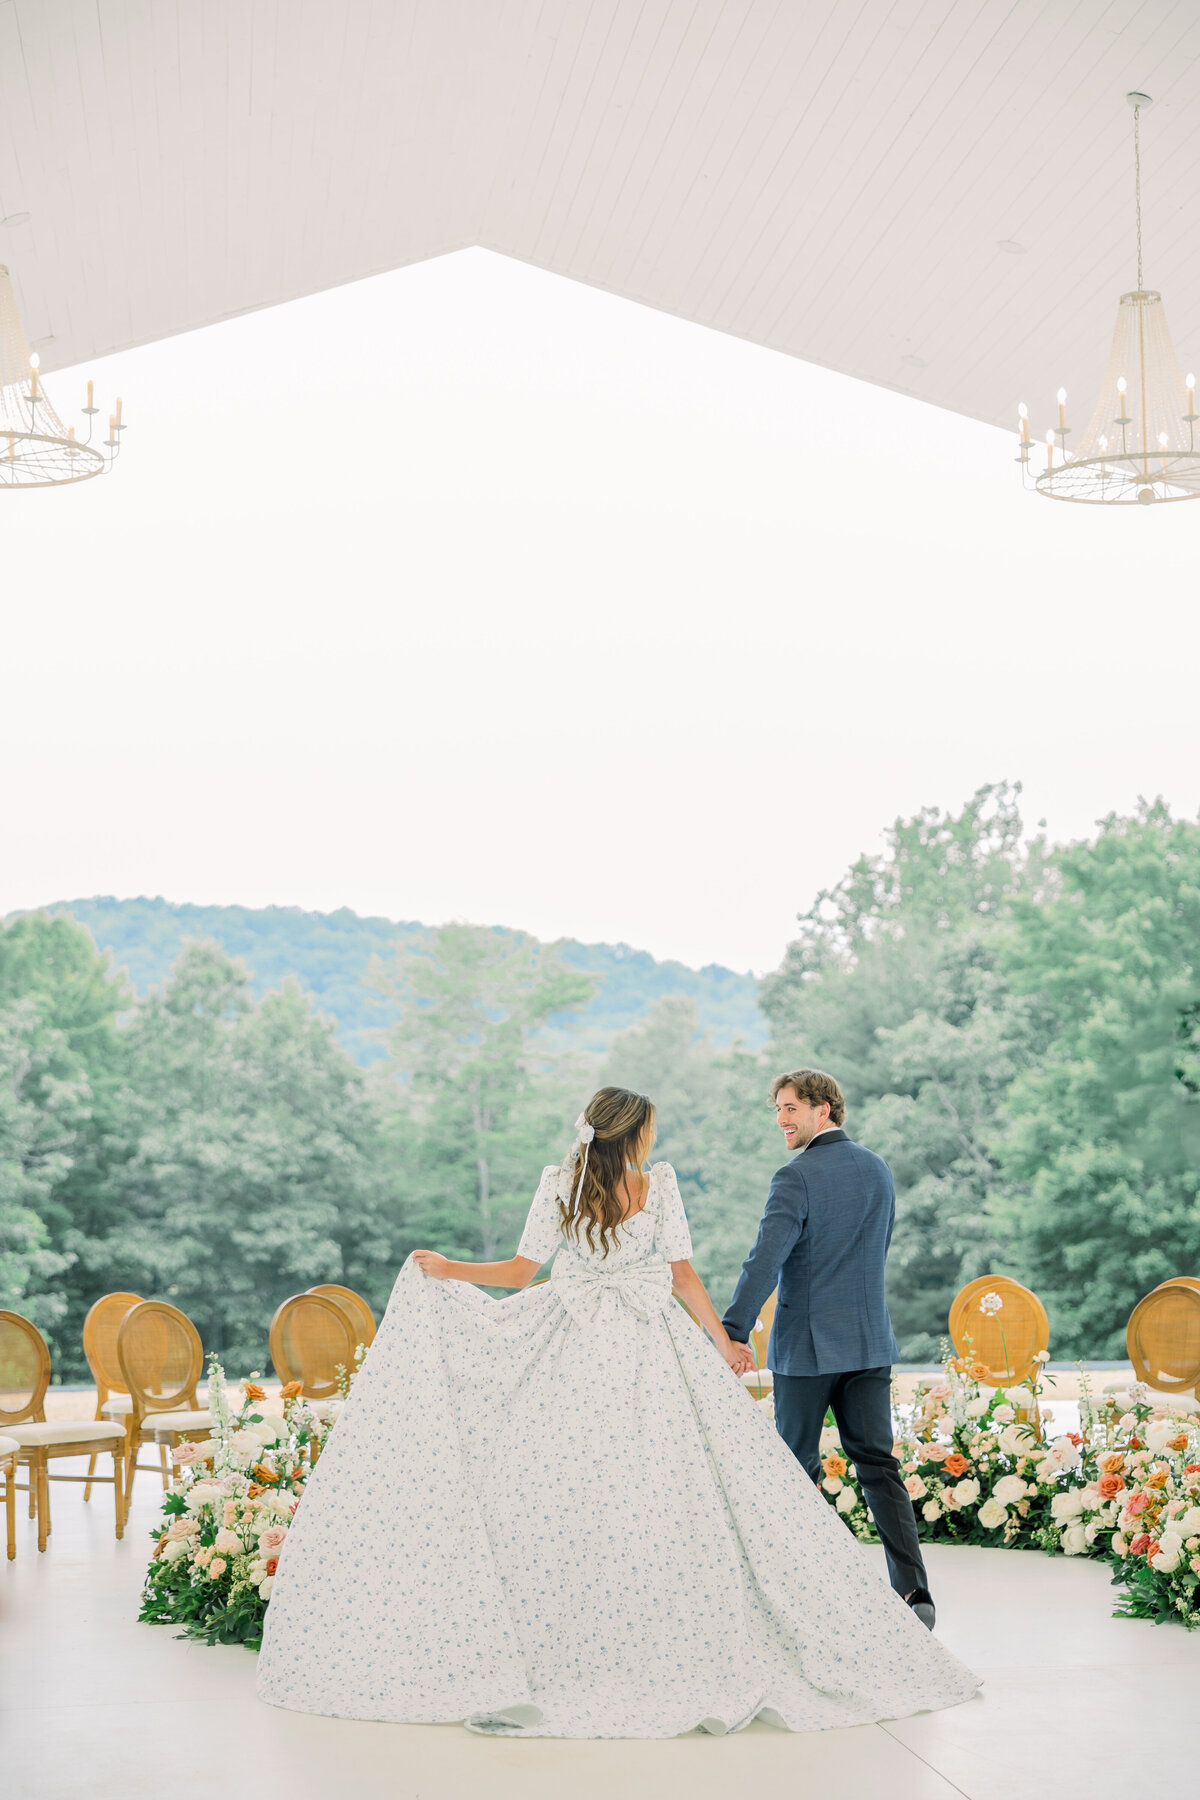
948, 1275, 1049, 1386
742, 1290, 777, 1400
308, 1284, 376, 1349
946, 1276, 1005, 1353
270, 1294, 357, 1400
117, 1301, 208, 1495
1127, 1283, 1200, 1397
0, 1433, 18, 1559
0, 1312, 125, 1551
81, 1291, 143, 1499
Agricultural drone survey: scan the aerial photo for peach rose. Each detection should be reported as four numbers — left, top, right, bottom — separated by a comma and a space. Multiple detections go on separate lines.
1127, 1533, 1152, 1558
1125, 1492, 1150, 1515
1146, 1468, 1170, 1491
904, 1475, 927, 1500
821, 1454, 847, 1479
1097, 1473, 1125, 1500
943, 1453, 970, 1478
924, 1444, 951, 1463
1099, 1452, 1126, 1475
242, 1381, 267, 1402
251, 1462, 279, 1486
207, 1557, 227, 1578
257, 1524, 288, 1554
1168, 1433, 1189, 1452
279, 1381, 303, 1399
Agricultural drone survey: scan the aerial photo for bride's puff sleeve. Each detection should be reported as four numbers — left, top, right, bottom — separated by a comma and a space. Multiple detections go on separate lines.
517, 1165, 566, 1265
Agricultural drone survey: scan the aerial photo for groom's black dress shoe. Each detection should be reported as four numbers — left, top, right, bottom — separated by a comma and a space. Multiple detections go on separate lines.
906, 1588, 936, 1630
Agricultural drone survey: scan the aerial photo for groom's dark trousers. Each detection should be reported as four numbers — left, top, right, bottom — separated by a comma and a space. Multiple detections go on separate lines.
722, 1128, 928, 1600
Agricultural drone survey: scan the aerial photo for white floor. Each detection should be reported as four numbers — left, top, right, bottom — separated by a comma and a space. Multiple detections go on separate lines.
4, 1455, 1199, 1799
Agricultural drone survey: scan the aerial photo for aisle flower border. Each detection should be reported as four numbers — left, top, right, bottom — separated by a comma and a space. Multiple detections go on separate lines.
139, 1351, 361, 1648
793, 1348, 1200, 1629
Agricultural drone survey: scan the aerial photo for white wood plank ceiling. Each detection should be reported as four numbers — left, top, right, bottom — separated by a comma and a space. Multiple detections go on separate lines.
1, 0, 1198, 431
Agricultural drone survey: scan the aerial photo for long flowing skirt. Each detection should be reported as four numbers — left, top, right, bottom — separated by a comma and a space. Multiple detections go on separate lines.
256, 1260, 980, 1737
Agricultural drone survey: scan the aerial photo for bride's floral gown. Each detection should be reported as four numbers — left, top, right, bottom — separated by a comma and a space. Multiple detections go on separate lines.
257, 1162, 980, 1736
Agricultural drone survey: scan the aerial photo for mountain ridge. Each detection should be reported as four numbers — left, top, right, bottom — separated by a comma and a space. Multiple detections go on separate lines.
36, 896, 767, 1065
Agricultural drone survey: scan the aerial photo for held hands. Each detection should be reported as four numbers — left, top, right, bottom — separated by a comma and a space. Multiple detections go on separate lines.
413, 1250, 452, 1280
722, 1338, 757, 1377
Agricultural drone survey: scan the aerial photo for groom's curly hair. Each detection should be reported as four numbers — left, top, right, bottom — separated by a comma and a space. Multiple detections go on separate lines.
771, 1068, 846, 1124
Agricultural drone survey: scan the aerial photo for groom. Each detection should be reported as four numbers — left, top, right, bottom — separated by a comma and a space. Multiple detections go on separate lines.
722, 1068, 936, 1629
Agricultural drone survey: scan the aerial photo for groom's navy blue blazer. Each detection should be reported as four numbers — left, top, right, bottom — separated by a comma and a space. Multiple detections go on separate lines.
722, 1129, 901, 1377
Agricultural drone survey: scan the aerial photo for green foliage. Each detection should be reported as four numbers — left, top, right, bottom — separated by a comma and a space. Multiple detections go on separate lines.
990, 803, 1200, 1357
371, 924, 597, 1266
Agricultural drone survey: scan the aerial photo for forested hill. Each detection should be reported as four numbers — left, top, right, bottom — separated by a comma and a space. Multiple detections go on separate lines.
48, 896, 765, 1065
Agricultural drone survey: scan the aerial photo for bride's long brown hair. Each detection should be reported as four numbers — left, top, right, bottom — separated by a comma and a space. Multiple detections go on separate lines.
559, 1086, 657, 1259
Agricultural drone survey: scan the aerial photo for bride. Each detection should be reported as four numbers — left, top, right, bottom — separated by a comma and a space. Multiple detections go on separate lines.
257, 1086, 979, 1737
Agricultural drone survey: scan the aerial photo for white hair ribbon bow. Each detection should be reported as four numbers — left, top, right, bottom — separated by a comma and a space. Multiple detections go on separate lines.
574, 1111, 595, 1193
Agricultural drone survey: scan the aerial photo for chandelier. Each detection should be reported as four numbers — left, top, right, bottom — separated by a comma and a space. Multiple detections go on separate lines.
1018, 94, 1198, 505
0, 264, 125, 487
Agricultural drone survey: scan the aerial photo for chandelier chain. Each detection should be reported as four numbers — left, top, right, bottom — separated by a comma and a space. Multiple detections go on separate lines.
1134, 101, 1143, 290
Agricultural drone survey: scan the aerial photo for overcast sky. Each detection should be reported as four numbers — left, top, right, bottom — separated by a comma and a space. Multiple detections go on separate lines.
3, 247, 1197, 974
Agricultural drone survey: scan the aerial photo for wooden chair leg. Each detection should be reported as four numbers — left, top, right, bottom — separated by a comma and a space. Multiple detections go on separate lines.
112, 1448, 125, 1540
28, 1475, 36, 1519
4, 1462, 14, 1560
35, 1456, 49, 1552
159, 1441, 169, 1491
83, 1451, 98, 1502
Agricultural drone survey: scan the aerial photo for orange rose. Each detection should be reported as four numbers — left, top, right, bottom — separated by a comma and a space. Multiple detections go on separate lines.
1168, 1433, 1188, 1452
251, 1462, 280, 1486
822, 1454, 847, 1478
1097, 1473, 1125, 1499
969, 1362, 990, 1381
246, 1482, 264, 1498
943, 1453, 970, 1478
279, 1381, 303, 1400
265, 1557, 279, 1577
1145, 1468, 1170, 1491
242, 1381, 267, 1402
1099, 1452, 1126, 1475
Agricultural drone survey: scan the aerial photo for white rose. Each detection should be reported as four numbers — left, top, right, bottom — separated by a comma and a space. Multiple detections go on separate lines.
1085, 1521, 1099, 1544
1145, 1420, 1173, 1454
952, 1479, 981, 1507
1156, 1530, 1183, 1559
1118, 1412, 1137, 1433
1046, 1436, 1082, 1473
836, 1487, 857, 1515
1111, 1531, 1128, 1557
162, 1537, 191, 1563
251, 1414, 289, 1445
965, 1396, 989, 1418
1050, 1489, 1084, 1521
818, 1427, 841, 1453
185, 1482, 222, 1512
1155, 1548, 1182, 1574
993, 1404, 1014, 1423
258, 1576, 275, 1599
992, 1474, 1027, 1506
231, 1430, 263, 1459
1061, 1521, 1087, 1556
922, 1500, 941, 1522
1077, 1484, 1101, 1510
822, 1477, 843, 1494
978, 1497, 1007, 1530
1178, 1507, 1200, 1536
998, 1425, 1030, 1456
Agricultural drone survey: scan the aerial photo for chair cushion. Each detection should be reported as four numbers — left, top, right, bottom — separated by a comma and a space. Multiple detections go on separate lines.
100, 1395, 133, 1416
139, 1410, 214, 1437
6, 1421, 126, 1448
0, 1433, 20, 1460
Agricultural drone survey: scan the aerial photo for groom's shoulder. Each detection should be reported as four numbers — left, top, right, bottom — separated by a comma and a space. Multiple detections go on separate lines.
844, 1138, 894, 1185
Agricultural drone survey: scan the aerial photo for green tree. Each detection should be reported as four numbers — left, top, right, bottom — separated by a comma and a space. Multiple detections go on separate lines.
759, 785, 1035, 1355
992, 802, 1200, 1355
0, 1000, 79, 1325
85, 940, 385, 1375
371, 924, 596, 1267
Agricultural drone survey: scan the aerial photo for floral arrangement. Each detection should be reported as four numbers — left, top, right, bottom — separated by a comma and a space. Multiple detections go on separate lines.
138, 1355, 356, 1648
793, 1341, 1200, 1629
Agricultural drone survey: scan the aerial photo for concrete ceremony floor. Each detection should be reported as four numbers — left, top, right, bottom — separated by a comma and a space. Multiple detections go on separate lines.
4, 1453, 1198, 1800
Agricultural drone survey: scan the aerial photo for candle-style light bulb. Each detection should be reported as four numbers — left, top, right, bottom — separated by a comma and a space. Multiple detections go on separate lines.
1187, 373, 1196, 414
1045, 427, 1055, 470
115, 397, 123, 429
29, 352, 39, 370
1099, 435, 1108, 452
1018, 402, 1028, 419
86, 379, 94, 411
1117, 376, 1128, 394
1158, 431, 1169, 448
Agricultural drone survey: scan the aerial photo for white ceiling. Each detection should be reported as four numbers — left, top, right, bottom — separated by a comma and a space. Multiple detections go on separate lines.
2, 0, 1199, 432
